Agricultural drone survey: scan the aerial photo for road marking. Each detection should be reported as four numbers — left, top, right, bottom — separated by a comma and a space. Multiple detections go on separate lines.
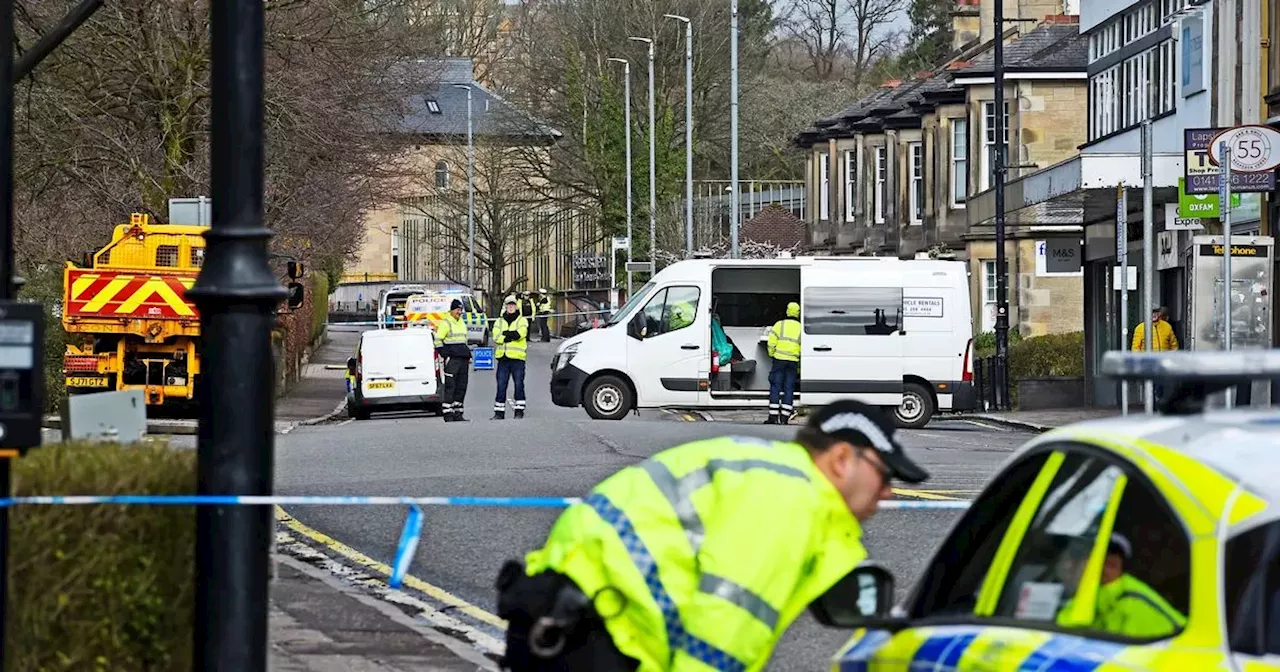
892, 488, 965, 501
335, 419, 354, 427
275, 506, 507, 629
682, 413, 697, 422
955, 419, 1007, 431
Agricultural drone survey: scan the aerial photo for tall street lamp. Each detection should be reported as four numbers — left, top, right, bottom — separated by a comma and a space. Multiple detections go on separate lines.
729, 0, 740, 258
628, 36, 656, 270
453, 84, 475, 290
663, 13, 693, 259
607, 57, 634, 295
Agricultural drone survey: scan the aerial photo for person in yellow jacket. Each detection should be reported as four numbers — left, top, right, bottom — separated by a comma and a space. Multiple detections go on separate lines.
1131, 306, 1178, 402
1056, 533, 1186, 638
765, 302, 802, 425
493, 295, 529, 420
495, 400, 928, 672
1131, 306, 1179, 351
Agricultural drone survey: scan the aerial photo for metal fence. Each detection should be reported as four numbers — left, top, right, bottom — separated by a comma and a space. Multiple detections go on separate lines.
973, 356, 1012, 411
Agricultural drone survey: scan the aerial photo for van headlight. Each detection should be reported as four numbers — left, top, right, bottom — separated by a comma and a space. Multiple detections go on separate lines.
554, 343, 579, 372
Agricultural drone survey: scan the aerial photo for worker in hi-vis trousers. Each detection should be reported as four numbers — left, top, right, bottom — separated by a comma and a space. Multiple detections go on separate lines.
766, 301, 802, 425
493, 295, 529, 420
436, 299, 472, 422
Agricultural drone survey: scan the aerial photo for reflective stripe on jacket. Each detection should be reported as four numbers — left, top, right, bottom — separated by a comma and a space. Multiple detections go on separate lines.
524, 436, 867, 672
768, 319, 801, 362
436, 315, 471, 359
493, 314, 529, 361
1131, 320, 1179, 351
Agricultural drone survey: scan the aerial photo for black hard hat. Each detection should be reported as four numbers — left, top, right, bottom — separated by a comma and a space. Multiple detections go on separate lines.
806, 400, 929, 484
450, 299, 464, 311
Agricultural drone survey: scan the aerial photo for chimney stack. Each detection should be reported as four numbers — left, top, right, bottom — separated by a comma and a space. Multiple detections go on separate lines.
952, 0, 982, 51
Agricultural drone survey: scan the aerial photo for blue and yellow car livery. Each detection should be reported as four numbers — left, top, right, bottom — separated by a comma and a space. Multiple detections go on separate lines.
828, 406, 1280, 671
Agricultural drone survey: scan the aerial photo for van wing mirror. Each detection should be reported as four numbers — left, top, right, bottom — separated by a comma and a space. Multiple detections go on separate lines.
809, 562, 902, 629
347, 357, 358, 375
626, 314, 644, 340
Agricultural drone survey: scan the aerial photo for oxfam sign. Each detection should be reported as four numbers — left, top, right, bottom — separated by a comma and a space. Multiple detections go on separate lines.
1178, 177, 1240, 218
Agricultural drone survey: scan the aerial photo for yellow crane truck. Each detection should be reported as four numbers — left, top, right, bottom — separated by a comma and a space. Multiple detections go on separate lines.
62, 213, 206, 408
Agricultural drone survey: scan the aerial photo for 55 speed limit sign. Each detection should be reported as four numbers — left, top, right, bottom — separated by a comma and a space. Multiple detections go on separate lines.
1209, 125, 1280, 173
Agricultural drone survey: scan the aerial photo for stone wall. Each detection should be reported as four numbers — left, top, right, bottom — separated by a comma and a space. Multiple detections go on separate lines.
1016, 81, 1088, 171
967, 238, 1083, 337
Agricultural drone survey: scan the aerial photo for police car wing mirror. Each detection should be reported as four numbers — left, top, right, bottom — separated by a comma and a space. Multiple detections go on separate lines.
809, 562, 903, 630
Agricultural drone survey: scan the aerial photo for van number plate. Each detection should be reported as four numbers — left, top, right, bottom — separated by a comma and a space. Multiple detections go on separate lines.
66, 376, 109, 388
365, 381, 395, 390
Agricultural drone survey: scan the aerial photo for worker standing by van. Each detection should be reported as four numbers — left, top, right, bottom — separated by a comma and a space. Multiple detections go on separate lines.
537, 288, 553, 342
436, 298, 472, 422
493, 295, 529, 420
766, 302, 803, 425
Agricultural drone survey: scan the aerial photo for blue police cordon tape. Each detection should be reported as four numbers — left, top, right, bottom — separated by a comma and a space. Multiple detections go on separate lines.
333, 309, 613, 328
0, 495, 969, 589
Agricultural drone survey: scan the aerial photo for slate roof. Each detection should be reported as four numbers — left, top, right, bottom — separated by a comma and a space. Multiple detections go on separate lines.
956, 19, 1086, 74
391, 58, 560, 143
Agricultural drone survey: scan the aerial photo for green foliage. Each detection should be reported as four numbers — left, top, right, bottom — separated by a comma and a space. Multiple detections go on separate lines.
1008, 331, 1085, 379
8, 442, 196, 671
19, 265, 69, 413
310, 271, 329, 344
973, 329, 1022, 357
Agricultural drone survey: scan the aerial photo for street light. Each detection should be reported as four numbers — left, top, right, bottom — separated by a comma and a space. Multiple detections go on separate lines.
730, 0, 740, 258
607, 57, 634, 295
453, 84, 475, 290
663, 13, 693, 260
628, 36, 656, 271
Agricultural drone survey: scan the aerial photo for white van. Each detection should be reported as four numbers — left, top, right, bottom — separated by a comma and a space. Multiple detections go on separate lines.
549, 257, 976, 427
346, 328, 442, 420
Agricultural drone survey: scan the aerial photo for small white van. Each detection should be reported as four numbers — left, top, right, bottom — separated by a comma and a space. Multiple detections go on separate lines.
347, 328, 442, 420
549, 257, 976, 427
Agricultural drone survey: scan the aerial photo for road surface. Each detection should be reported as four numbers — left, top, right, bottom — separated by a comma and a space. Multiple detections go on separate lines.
276, 329, 1028, 670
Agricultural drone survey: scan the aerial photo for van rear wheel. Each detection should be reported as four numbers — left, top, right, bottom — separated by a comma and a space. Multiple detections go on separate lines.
894, 382, 934, 429
584, 375, 631, 421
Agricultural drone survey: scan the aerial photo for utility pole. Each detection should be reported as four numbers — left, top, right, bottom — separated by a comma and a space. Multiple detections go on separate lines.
992, 0, 1011, 410
729, 0, 740, 258
629, 37, 656, 271
1141, 118, 1154, 413
453, 84, 475, 290
664, 13, 694, 259
188, 0, 288, 668
607, 58, 634, 295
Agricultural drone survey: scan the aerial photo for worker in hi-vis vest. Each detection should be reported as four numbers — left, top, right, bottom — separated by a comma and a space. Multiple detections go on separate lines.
495, 399, 928, 671
766, 301, 802, 425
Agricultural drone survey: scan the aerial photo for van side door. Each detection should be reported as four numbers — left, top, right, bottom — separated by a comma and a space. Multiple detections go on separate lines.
625, 285, 709, 406
798, 266, 905, 407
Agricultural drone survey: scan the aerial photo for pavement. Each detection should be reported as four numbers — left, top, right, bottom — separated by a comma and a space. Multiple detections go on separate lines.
271, 332, 1033, 671
964, 408, 1119, 432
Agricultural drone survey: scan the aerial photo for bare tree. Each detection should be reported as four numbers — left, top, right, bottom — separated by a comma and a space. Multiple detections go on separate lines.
778, 0, 850, 81
848, 0, 902, 88
11, 0, 426, 273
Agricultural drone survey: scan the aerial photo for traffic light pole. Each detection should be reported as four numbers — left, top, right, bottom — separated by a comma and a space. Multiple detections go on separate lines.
187, 0, 287, 669
1, 0, 104, 664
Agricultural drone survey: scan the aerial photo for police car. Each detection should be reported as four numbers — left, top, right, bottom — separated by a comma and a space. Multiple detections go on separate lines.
814, 350, 1280, 670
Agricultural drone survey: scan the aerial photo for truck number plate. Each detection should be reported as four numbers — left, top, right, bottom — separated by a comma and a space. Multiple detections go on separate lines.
66, 376, 109, 388
365, 381, 395, 390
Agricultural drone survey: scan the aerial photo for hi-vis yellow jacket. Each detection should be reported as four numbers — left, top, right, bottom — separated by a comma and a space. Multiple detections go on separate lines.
524, 436, 867, 671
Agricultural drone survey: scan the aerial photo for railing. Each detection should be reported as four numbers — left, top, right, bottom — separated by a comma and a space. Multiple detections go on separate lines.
973, 356, 1012, 411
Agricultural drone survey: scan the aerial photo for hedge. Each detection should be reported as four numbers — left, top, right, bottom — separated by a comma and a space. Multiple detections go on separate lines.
976, 330, 1085, 379
310, 271, 329, 344
7, 442, 195, 671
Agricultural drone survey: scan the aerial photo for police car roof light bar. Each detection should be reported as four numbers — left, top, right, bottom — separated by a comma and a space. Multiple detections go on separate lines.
1100, 351, 1280, 415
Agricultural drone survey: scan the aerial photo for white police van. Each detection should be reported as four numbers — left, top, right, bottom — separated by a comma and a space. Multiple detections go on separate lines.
549, 257, 976, 427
